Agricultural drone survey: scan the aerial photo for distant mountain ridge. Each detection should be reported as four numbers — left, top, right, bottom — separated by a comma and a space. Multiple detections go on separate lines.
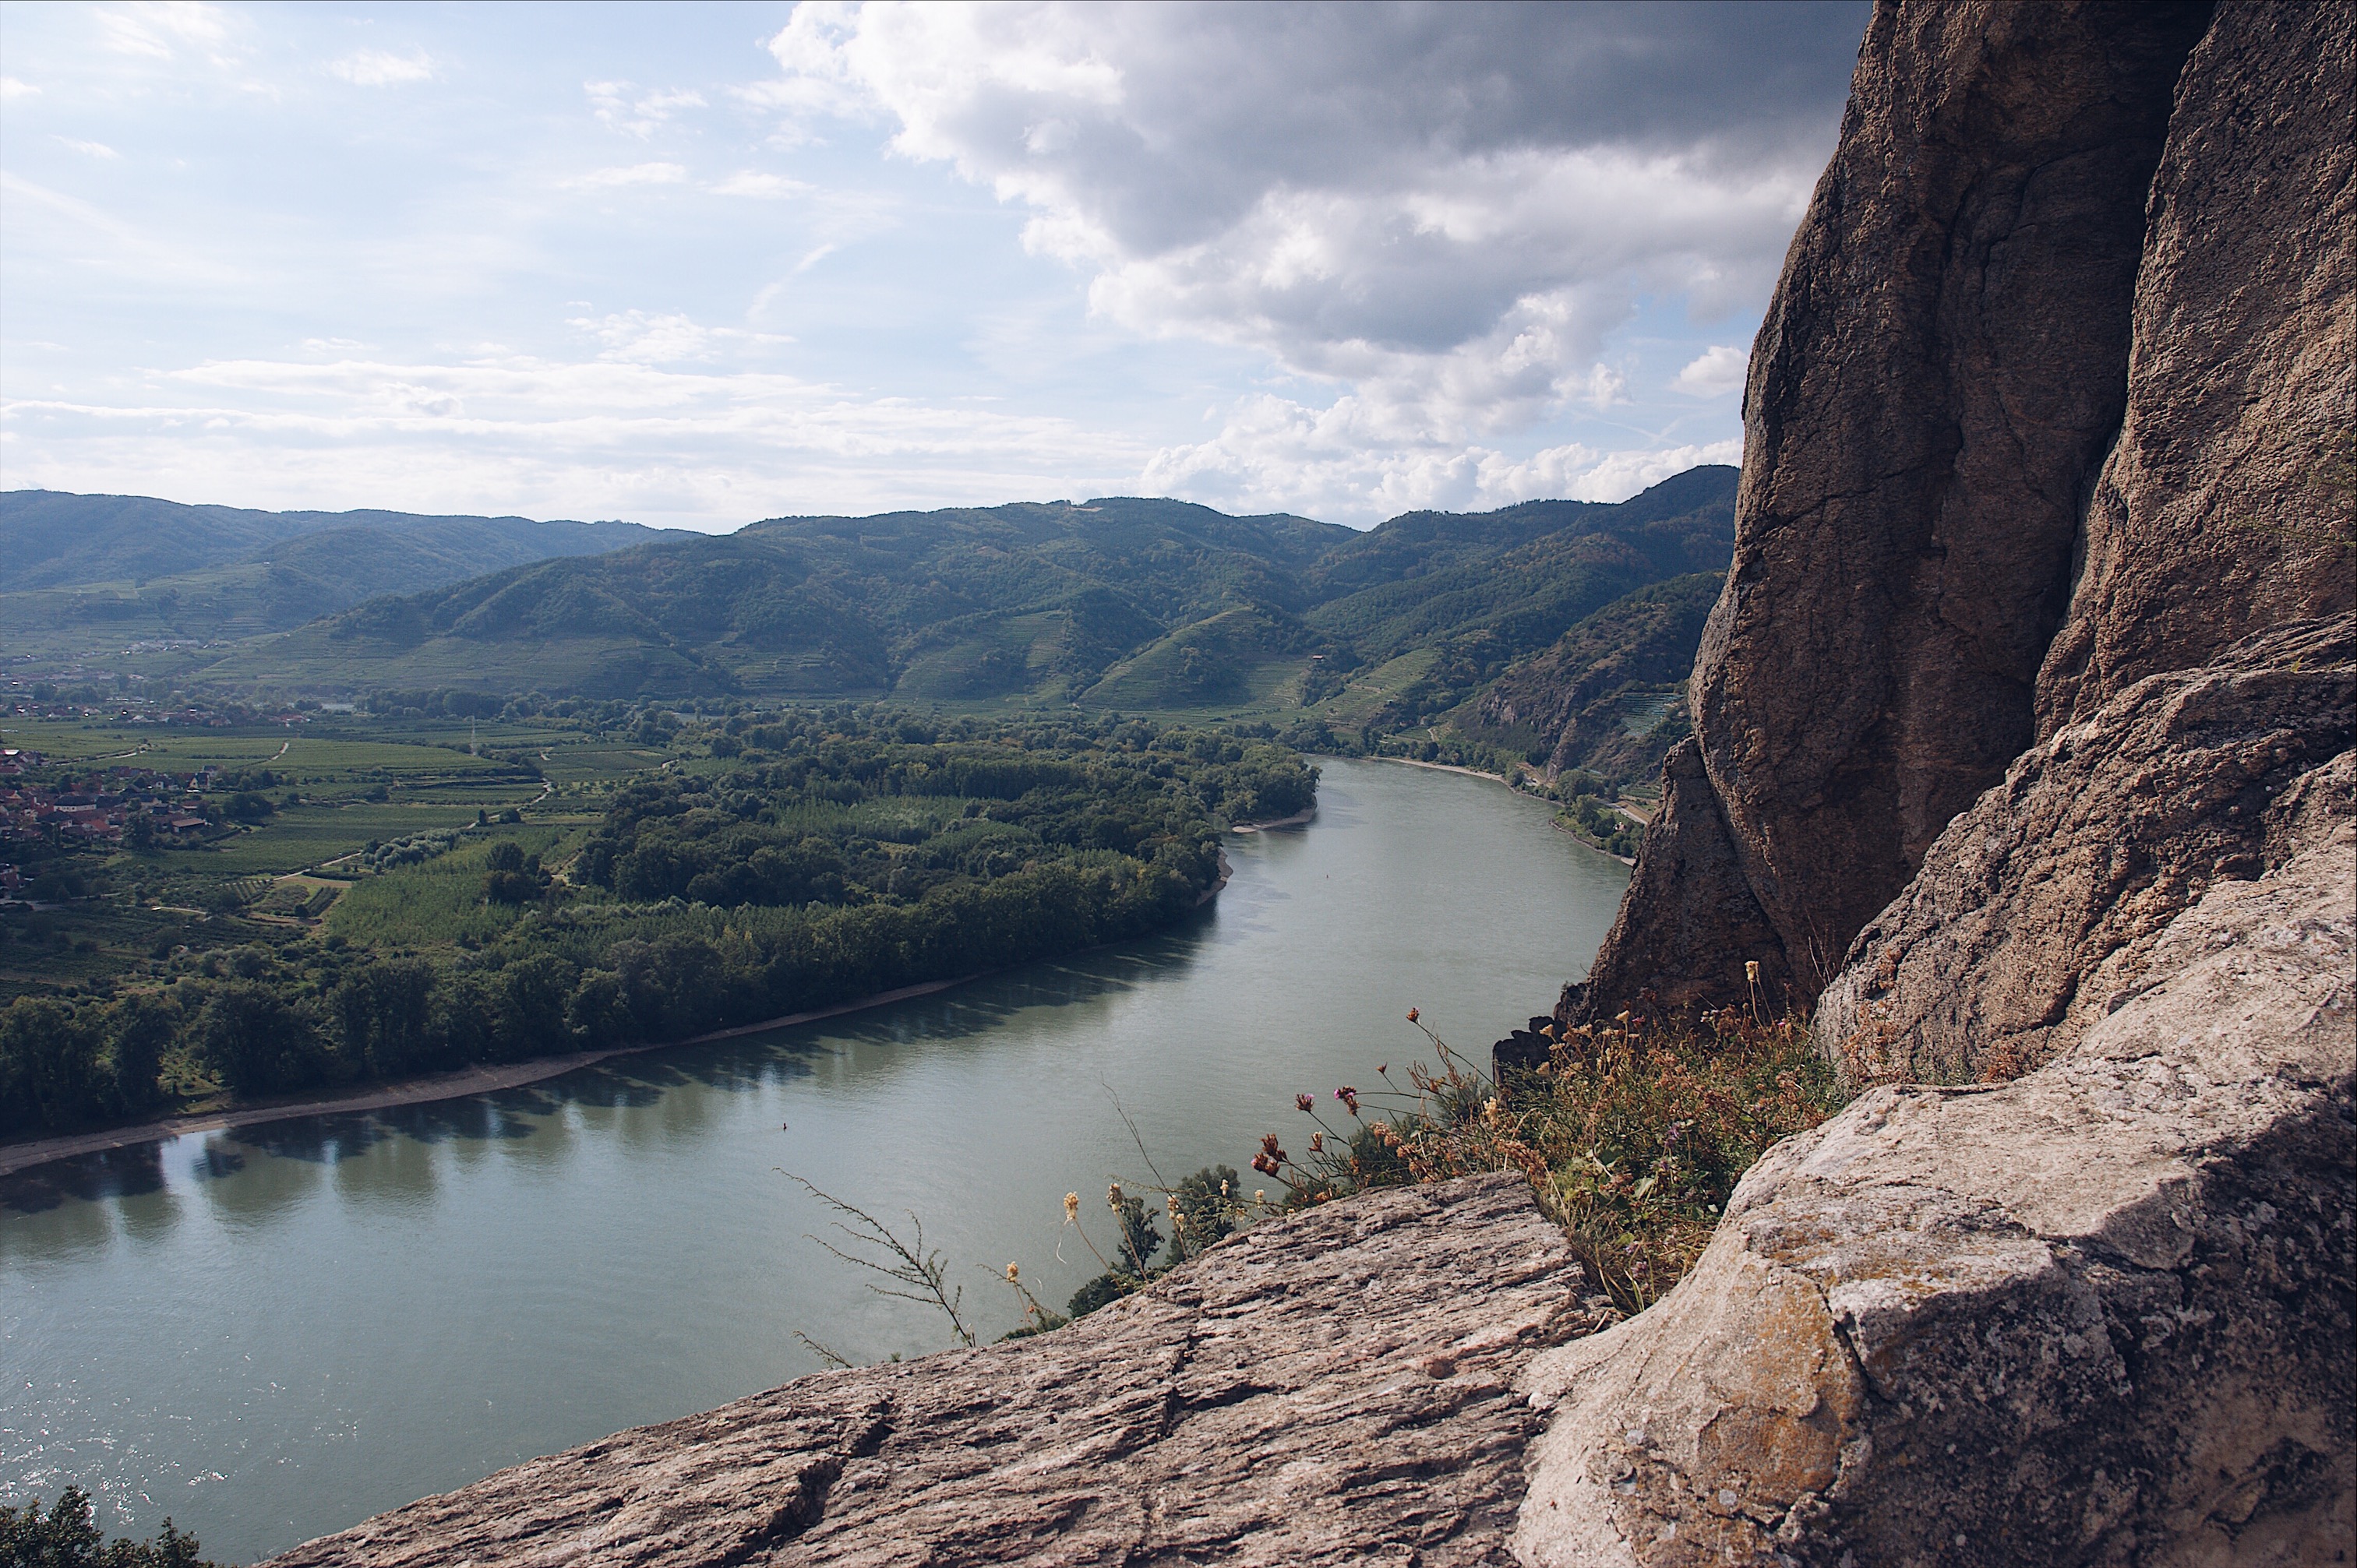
0, 490, 695, 650
200, 470, 1738, 732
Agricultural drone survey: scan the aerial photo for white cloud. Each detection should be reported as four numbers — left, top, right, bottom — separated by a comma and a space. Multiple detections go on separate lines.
587, 80, 707, 139
566, 309, 792, 365
0, 77, 40, 100
755, 2, 1853, 512
1140, 392, 1741, 523
1, 350, 1145, 529
54, 137, 123, 160
330, 49, 436, 87
1673, 344, 1748, 396
708, 171, 813, 199
94, 2, 232, 63
563, 162, 690, 190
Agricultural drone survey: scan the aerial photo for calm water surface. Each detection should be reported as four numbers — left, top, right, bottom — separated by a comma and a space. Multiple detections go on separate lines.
2, 759, 1628, 1562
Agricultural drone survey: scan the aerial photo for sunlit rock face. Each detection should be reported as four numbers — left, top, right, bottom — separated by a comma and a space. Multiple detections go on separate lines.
262, 1174, 1618, 1568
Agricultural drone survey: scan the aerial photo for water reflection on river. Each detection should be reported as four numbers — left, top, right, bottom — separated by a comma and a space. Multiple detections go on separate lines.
0, 759, 1628, 1563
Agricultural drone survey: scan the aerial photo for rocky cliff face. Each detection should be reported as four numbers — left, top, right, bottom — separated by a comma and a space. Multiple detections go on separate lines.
1519, 618, 2355, 1566
1584, 0, 2352, 1015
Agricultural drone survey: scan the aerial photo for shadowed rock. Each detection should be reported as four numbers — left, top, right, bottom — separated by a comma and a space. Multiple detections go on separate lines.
2035, 1, 2357, 730
261, 1175, 1614, 1567
1586, 0, 2221, 1014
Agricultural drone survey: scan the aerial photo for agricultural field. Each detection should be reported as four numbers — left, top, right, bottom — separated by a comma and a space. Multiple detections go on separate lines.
0, 710, 659, 1010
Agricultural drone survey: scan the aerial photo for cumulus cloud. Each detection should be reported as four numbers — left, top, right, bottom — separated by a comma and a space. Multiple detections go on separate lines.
330, 49, 436, 86
756, 0, 1857, 511
1141, 393, 1741, 520
1674, 344, 1748, 396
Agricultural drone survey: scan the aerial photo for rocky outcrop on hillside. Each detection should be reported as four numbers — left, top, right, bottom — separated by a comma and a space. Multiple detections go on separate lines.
1815, 615, 2354, 1083
262, 1175, 1615, 1568
1514, 647, 2355, 1566
1582, 0, 2355, 1016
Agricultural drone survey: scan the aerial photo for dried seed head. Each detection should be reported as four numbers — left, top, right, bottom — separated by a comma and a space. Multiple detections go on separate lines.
1064, 1192, 1080, 1223
1254, 1189, 1267, 1206
1406, 1006, 1419, 1022
1107, 1181, 1124, 1210
1746, 960, 1761, 983
1005, 1262, 1020, 1282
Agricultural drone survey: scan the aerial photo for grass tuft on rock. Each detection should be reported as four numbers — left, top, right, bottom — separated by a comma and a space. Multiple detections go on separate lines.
1252, 1011, 1849, 1313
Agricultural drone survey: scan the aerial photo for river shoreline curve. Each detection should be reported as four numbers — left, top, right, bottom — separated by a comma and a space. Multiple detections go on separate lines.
0, 975, 994, 1180
1, 850, 1256, 1180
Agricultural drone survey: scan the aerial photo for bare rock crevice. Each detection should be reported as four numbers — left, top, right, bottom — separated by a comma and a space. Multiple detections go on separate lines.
261, 1175, 1618, 1568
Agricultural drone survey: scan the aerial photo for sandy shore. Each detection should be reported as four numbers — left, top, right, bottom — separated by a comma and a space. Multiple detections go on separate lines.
0, 975, 982, 1180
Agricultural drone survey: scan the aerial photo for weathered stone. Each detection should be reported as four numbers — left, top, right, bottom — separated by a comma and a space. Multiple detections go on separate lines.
261, 1175, 1614, 1568
1579, 740, 1791, 1019
1515, 798, 2355, 1566
1587, 0, 2214, 1013
2035, 0, 2357, 731
1815, 614, 2355, 1083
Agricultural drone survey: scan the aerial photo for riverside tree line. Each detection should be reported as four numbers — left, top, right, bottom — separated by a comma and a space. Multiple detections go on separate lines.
0, 713, 1314, 1136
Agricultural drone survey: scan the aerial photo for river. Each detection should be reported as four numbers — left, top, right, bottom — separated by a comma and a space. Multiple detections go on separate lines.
0, 758, 1630, 1563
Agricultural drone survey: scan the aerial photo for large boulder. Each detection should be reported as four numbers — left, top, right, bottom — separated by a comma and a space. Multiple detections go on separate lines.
1513, 727, 2354, 1565
261, 1175, 1613, 1568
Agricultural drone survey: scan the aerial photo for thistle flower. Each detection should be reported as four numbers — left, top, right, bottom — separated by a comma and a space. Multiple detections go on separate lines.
1406, 1007, 1419, 1022
1064, 1192, 1080, 1224
1295, 1092, 1314, 1113
1335, 1087, 1359, 1115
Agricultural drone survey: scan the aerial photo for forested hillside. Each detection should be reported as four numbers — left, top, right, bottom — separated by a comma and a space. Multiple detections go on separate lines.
0, 490, 692, 654
182, 470, 1736, 766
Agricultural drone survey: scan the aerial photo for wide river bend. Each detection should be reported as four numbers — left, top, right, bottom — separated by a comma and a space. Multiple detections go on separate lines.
2, 758, 1629, 1563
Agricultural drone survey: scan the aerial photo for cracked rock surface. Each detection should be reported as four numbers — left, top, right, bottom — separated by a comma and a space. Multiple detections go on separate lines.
261, 1174, 1611, 1567
1514, 668, 2355, 1566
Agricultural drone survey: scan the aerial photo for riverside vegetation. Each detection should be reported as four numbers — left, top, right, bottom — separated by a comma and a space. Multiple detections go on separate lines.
0, 705, 1312, 1138
844, 1004, 1846, 1350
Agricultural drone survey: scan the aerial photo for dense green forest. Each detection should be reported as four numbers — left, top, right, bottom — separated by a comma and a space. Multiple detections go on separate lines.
0, 708, 1313, 1137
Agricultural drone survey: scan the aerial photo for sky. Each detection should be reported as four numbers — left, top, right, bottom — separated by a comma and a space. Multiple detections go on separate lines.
0, 1, 1868, 532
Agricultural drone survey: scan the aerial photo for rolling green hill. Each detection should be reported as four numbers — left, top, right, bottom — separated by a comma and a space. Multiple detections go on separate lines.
176, 469, 1737, 742
0, 490, 693, 655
